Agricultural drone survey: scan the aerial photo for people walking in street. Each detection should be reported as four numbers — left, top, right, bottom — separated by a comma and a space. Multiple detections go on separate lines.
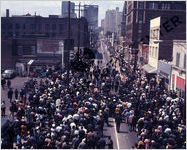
115, 113, 122, 133
7, 79, 11, 89
1, 78, 6, 90
14, 89, 18, 100
7, 88, 13, 102
106, 136, 113, 149
1, 56, 186, 149
10, 101, 17, 119
1, 101, 6, 117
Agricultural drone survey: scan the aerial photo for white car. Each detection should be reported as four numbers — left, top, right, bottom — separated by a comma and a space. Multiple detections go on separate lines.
2, 69, 16, 79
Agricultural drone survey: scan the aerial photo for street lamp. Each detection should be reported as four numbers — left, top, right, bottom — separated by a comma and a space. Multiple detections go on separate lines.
153, 40, 164, 44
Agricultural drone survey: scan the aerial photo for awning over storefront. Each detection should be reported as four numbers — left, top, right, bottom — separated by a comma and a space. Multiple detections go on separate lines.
142, 64, 157, 74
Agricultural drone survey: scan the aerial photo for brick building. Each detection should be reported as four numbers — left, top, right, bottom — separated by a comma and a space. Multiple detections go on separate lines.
1, 10, 90, 70
125, 1, 186, 48
2, 11, 89, 47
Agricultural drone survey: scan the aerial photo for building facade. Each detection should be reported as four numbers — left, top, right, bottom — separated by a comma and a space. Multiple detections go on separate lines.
120, 1, 127, 37
83, 5, 98, 31
125, 1, 186, 48
104, 7, 122, 34
1, 12, 89, 47
1, 11, 89, 70
138, 43, 149, 66
171, 40, 186, 100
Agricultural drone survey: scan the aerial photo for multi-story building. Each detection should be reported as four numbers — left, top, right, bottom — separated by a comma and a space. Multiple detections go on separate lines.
171, 40, 186, 100
120, 1, 127, 37
104, 7, 122, 34
83, 5, 98, 31
101, 19, 105, 30
2, 10, 89, 47
1, 10, 89, 70
138, 43, 149, 66
125, 1, 186, 48
61, 1, 76, 18
143, 16, 186, 89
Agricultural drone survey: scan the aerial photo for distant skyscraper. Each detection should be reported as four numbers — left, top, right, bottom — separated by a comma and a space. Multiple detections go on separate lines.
120, 1, 127, 36
104, 7, 122, 34
61, 1, 76, 18
101, 19, 105, 30
83, 5, 98, 30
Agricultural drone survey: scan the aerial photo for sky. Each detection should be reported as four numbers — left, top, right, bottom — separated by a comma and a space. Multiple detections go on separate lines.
1, 0, 124, 26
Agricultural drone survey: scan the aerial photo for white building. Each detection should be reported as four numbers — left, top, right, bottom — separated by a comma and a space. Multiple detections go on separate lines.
142, 17, 160, 74
104, 7, 122, 34
171, 40, 186, 99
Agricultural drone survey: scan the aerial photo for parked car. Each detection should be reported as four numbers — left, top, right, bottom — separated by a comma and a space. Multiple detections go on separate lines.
2, 69, 16, 79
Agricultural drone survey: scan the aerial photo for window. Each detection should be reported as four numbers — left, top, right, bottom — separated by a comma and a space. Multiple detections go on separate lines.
8, 23, 13, 30
161, 3, 171, 10
52, 33, 56, 37
149, 2, 158, 9
128, 15, 131, 23
152, 47, 154, 57
184, 54, 186, 69
15, 32, 19, 36
38, 24, 42, 30
152, 30, 156, 39
45, 24, 50, 30
138, 23, 142, 30
155, 47, 157, 57
23, 24, 26, 30
8, 32, 12, 36
52, 24, 56, 30
138, 12, 143, 22
17, 46, 23, 55
15, 23, 20, 30
2, 24, 6, 30
59, 24, 64, 31
138, 2, 144, 9
31, 46, 36, 55
149, 47, 152, 56
176, 52, 180, 67
128, 4, 132, 12
30, 24, 35, 30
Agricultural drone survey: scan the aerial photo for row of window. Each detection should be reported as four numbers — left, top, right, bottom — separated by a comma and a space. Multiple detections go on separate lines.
149, 46, 158, 58
176, 52, 186, 69
149, 2, 171, 10
2, 31, 69, 37
150, 29, 159, 40
2, 23, 67, 31
137, 2, 184, 10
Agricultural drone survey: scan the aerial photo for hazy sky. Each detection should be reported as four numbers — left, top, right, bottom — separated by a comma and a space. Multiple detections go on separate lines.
1, 0, 124, 26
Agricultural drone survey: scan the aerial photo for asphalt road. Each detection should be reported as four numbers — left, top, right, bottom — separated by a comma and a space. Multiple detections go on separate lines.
98, 39, 138, 149
1, 77, 38, 116
1, 48, 138, 149
103, 118, 138, 149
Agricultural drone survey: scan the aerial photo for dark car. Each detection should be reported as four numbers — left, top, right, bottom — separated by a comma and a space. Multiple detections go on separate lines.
2, 69, 16, 79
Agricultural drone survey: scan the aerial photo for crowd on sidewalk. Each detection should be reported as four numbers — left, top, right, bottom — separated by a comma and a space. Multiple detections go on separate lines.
1, 53, 186, 149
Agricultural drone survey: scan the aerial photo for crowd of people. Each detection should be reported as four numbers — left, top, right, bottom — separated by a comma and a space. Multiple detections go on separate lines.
1, 53, 186, 149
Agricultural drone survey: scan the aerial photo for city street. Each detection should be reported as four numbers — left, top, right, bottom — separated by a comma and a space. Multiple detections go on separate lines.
1, 1, 186, 149
1, 77, 29, 116
2, 76, 138, 149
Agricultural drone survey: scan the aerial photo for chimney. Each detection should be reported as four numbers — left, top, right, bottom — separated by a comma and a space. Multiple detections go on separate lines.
6, 9, 9, 17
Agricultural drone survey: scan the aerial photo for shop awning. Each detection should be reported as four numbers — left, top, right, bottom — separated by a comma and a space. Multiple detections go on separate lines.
142, 64, 157, 74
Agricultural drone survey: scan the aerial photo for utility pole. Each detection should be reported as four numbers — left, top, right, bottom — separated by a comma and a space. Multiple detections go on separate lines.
77, 3, 81, 60
74, 3, 85, 59
67, 1, 71, 85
